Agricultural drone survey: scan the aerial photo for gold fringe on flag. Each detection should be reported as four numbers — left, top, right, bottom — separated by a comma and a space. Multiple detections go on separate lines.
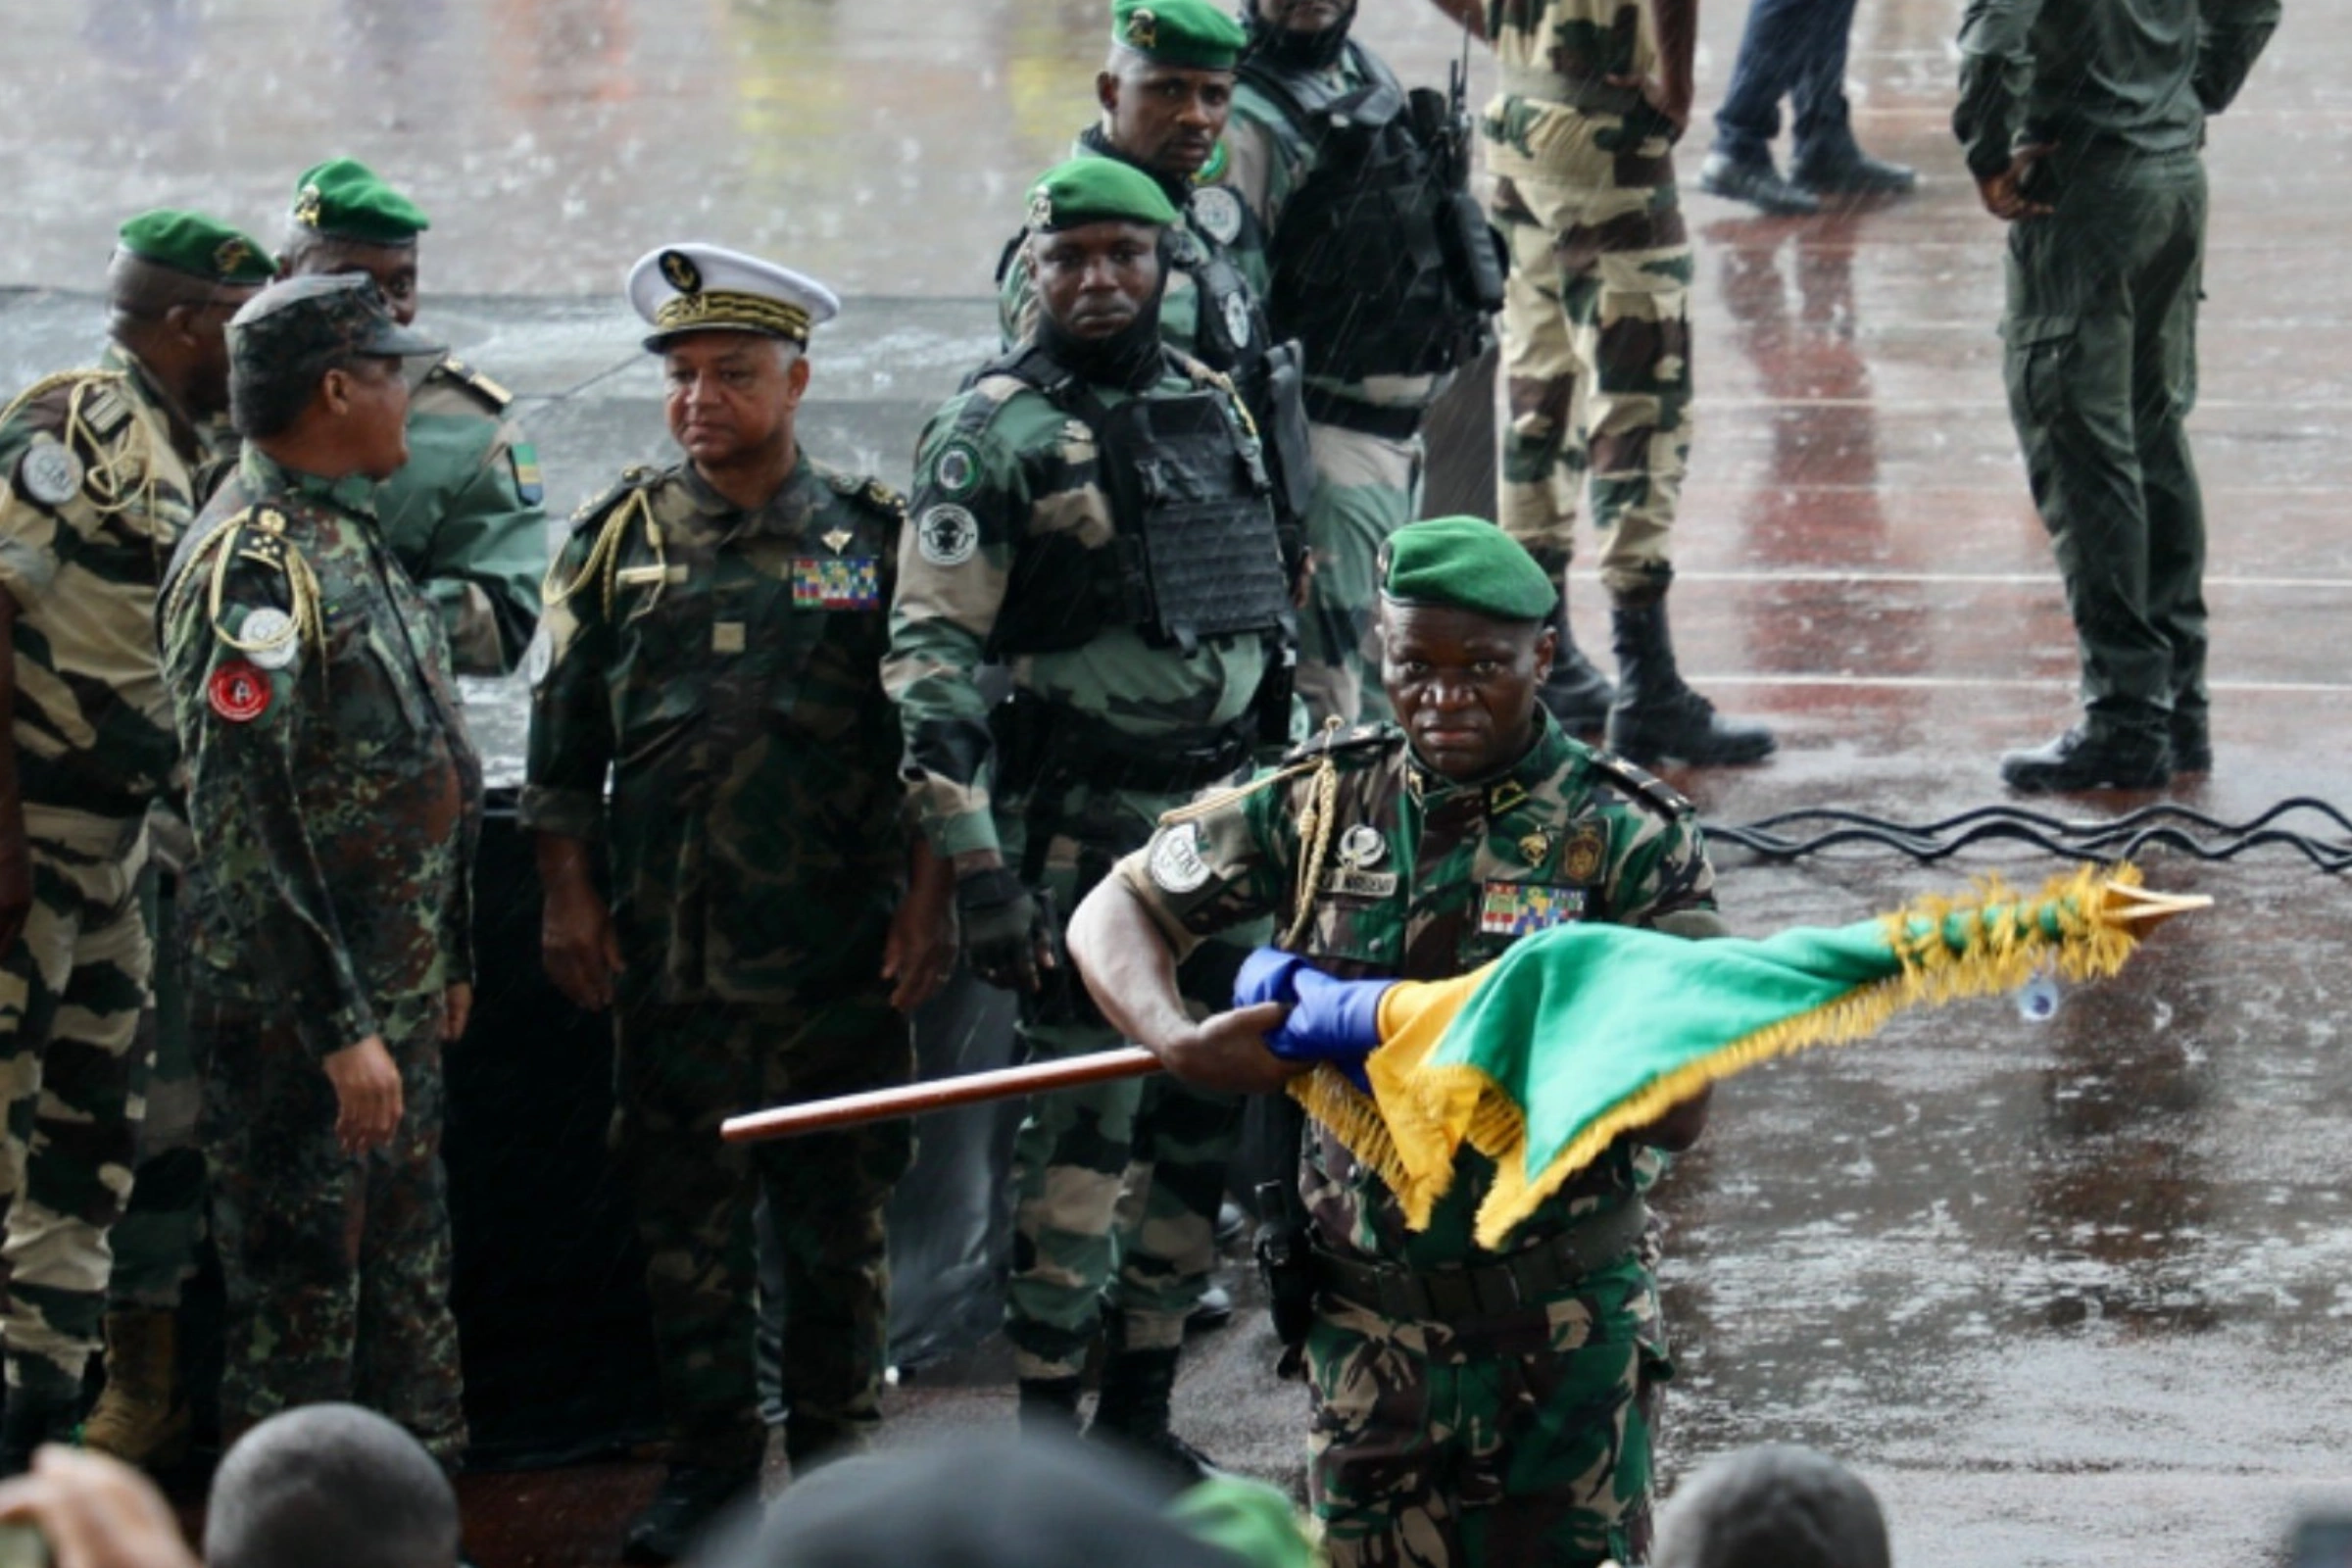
1290, 862, 2204, 1250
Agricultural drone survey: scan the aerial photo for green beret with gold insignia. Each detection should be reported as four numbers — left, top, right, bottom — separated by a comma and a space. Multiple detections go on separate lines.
288, 158, 430, 246
1025, 156, 1183, 233
1112, 0, 1249, 70
1380, 516, 1559, 621
116, 210, 276, 285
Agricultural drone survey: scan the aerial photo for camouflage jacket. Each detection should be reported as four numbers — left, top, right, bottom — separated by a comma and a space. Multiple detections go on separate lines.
1222, 41, 1446, 414
1483, 0, 1655, 84
0, 345, 205, 816
520, 454, 909, 1004
1954, 0, 2279, 175
1116, 711, 1719, 1269
376, 357, 548, 676
884, 353, 1276, 864
159, 445, 482, 1058
1000, 131, 1273, 375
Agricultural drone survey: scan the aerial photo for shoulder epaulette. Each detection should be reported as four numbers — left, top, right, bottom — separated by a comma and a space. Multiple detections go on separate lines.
1585, 748, 1695, 817
431, 356, 514, 411
162, 505, 325, 669
819, 464, 907, 523
565, 466, 662, 533
1282, 720, 1396, 767
0, 369, 100, 433
548, 466, 665, 614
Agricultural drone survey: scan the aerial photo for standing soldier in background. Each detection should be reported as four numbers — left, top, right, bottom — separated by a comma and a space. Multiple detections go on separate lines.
887, 161, 1291, 1476
277, 157, 546, 675
157, 274, 475, 1467
0, 212, 270, 1468
1427, 0, 1777, 766
1957, 0, 2279, 791
92, 154, 552, 1470
1001, 0, 1316, 578
1222, 0, 1503, 726
525, 246, 953, 1565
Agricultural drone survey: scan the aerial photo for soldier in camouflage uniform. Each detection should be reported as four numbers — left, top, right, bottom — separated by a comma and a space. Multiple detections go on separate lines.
1429, 0, 1774, 765
96, 155, 552, 1468
277, 158, 546, 675
525, 244, 952, 1565
1223, 0, 1488, 729
1000, 0, 1315, 562
156, 274, 476, 1465
885, 160, 1292, 1474
1956, 0, 2278, 791
1070, 518, 1726, 1568
0, 211, 270, 1468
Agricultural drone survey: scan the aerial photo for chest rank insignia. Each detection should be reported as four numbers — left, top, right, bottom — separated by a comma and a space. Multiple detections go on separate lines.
1478, 881, 1587, 937
1516, 828, 1554, 869
791, 555, 881, 611
1329, 823, 1397, 900
1058, 419, 1094, 449
821, 527, 854, 555
1560, 824, 1607, 885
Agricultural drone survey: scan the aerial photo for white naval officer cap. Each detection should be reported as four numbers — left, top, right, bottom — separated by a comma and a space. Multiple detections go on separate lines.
624, 242, 842, 352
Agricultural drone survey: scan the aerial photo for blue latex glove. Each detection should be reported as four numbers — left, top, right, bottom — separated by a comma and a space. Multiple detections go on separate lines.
1233, 948, 1388, 1091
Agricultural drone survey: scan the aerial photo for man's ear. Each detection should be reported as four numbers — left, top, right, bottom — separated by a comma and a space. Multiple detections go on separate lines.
318, 366, 353, 417
1097, 70, 1121, 117
784, 354, 813, 403
1533, 624, 1559, 679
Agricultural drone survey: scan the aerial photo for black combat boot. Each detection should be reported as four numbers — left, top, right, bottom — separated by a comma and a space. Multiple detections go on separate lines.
621, 1461, 760, 1565
1998, 726, 2172, 793
2170, 706, 2213, 774
1017, 1374, 1084, 1438
1528, 548, 1614, 734
1604, 594, 1777, 766
1088, 1346, 1217, 1488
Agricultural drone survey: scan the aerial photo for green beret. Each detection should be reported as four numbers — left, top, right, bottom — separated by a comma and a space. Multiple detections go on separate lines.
289, 158, 430, 246
116, 210, 275, 285
1381, 517, 1559, 621
1026, 156, 1182, 232
1112, 0, 1249, 70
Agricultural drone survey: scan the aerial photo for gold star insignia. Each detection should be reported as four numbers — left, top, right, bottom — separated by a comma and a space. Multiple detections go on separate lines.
822, 528, 853, 555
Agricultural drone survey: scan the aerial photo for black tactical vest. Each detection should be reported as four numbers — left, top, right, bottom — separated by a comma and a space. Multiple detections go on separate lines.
979, 347, 1293, 660
1242, 42, 1506, 382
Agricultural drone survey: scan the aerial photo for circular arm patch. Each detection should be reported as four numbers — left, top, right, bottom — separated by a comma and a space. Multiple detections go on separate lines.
207, 659, 272, 723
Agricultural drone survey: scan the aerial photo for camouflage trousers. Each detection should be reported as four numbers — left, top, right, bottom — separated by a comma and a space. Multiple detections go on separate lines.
200, 990, 466, 1463
1001, 788, 1254, 1382
1306, 1280, 1669, 1568
0, 807, 152, 1399
1486, 98, 1694, 600
612, 987, 914, 1471
2003, 147, 2209, 741
1297, 421, 1421, 730
107, 873, 203, 1314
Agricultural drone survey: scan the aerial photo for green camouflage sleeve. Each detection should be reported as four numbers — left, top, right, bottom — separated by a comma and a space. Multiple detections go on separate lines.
0, 393, 68, 604
1114, 769, 1297, 956
518, 508, 617, 841
1602, 802, 1719, 932
408, 410, 548, 677
2194, 0, 2281, 114
165, 545, 378, 1058
1953, 0, 2044, 176
883, 396, 1027, 861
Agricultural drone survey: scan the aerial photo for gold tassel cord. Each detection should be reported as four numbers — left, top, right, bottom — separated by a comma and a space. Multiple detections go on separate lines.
202, 514, 325, 680
1294, 863, 2205, 1250
543, 489, 662, 620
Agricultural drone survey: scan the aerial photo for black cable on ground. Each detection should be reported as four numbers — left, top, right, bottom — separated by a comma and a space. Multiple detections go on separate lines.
1704, 798, 2352, 871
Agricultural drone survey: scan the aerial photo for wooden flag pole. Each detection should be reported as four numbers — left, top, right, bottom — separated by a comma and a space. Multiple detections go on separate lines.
720, 1045, 1161, 1145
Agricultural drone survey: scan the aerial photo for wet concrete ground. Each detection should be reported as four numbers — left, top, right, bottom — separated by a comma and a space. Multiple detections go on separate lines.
7, 1, 2351, 1564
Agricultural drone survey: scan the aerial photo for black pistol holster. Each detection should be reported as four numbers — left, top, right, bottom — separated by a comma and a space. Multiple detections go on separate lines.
1254, 1178, 1316, 1380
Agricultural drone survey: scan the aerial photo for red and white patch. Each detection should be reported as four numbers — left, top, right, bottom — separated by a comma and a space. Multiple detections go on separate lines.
208, 659, 271, 723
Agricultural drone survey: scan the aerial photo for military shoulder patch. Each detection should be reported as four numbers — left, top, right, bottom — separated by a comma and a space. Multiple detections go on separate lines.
915, 503, 979, 567
924, 436, 984, 501
1586, 750, 1694, 816
508, 440, 544, 507
1147, 822, 1213, 895
76, 379, 134, 442
434, 356, 514, 410
14, 435, 82, 507
206, 659, 272, 723
1192, 185, 1244, 246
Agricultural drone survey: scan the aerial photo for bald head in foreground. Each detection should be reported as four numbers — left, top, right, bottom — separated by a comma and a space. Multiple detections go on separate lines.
205, 1403, 460, 1568
1653, 1444, 1891, 1568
